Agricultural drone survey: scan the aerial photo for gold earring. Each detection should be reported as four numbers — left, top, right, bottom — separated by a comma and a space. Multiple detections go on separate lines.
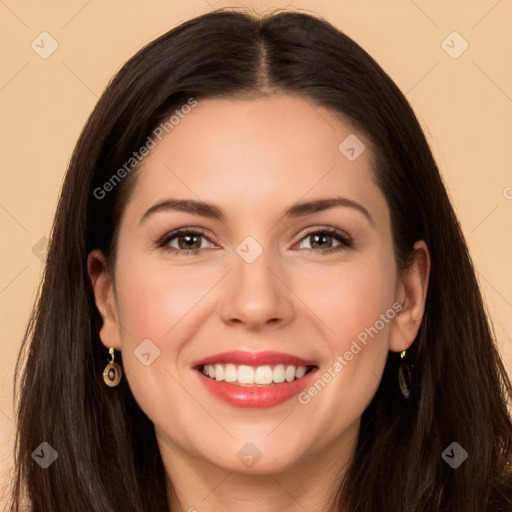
398, 339, 413, 399
103, 347, 122, 387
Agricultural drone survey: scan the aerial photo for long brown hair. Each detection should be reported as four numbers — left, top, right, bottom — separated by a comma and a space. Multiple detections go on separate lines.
10, 9, 512, 511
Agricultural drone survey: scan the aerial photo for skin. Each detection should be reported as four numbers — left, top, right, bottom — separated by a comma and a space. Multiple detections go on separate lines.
88, 94, 430, 512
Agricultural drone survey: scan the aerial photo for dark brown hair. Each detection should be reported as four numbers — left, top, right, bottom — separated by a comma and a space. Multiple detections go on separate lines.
10, 8, 512, 512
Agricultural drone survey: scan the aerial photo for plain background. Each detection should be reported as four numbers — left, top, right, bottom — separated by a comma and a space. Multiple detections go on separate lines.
1, 0, 511, 502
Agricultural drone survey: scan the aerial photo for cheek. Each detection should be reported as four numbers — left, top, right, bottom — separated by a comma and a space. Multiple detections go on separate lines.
280, 251, 398, 447
114, 255, 215, 338
111, 248, 230, 405
296, 248, 398, 346
111, 260, 205, 423
294, 247, 397, 407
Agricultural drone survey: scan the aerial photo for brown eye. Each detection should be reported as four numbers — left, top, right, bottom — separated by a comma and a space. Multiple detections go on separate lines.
176, 233, 203, 250
158, 228, 216, 254
309, 233, 336, 250
296, 229, 352, 254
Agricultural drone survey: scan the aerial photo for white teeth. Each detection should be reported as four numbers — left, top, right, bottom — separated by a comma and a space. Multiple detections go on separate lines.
285, 365, 296, 382
237, 365, 254, 384
273, 364, 286, 383
254, 365, 273, 385
214, 364, 224, 381
200, 363, 310, 385
296, 366, 306, 379
224, 364, 237, 382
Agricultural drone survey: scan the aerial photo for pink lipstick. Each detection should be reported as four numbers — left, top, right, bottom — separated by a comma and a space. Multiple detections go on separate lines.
192, 350, 318, 408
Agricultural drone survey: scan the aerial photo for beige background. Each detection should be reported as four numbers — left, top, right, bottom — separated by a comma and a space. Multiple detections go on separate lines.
1, 0, 511, 503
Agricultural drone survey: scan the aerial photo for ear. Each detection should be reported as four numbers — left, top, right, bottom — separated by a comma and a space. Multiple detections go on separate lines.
389, 240, 430, 353
87, 249, 122, 351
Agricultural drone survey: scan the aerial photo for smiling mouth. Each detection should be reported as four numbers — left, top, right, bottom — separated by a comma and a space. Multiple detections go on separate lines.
199, 363, 315, 387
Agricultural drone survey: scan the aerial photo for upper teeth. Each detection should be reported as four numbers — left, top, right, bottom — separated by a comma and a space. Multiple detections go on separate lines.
201, 364, 308, 385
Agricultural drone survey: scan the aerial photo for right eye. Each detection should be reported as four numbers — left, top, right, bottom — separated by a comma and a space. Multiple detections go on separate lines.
158, 228, 217, 255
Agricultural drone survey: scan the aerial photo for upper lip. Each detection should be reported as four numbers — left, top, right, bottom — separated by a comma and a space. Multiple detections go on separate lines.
192, 350, 317, 368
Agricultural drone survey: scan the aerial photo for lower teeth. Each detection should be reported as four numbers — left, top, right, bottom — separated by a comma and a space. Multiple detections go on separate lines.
220, 380, 292, 387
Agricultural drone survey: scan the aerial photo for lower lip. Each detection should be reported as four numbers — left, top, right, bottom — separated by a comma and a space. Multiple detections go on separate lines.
195, 368, 318, 408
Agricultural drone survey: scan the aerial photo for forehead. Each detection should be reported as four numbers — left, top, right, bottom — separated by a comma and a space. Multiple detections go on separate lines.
121, 94, 388, 226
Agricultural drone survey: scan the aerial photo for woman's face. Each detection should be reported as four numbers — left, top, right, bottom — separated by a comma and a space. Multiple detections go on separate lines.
90, 94, 427, 480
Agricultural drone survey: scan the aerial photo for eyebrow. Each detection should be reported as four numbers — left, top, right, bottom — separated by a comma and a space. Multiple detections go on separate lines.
139, 196, 373, 226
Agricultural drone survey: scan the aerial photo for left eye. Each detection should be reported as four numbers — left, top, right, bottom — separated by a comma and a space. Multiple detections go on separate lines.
296, 231, 349, 251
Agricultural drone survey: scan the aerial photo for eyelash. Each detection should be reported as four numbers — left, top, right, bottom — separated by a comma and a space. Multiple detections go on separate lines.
156, 227, 352, 256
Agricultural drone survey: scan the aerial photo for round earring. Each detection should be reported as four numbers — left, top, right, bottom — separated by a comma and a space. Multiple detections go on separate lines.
103, 347, 122, 387
398, 343, 413, 399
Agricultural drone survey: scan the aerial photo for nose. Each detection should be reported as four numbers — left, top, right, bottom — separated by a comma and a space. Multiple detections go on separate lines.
220, 244, 295, 331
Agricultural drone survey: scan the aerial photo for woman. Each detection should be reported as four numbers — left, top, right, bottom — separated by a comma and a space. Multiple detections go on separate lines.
10, 8, 512, 512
